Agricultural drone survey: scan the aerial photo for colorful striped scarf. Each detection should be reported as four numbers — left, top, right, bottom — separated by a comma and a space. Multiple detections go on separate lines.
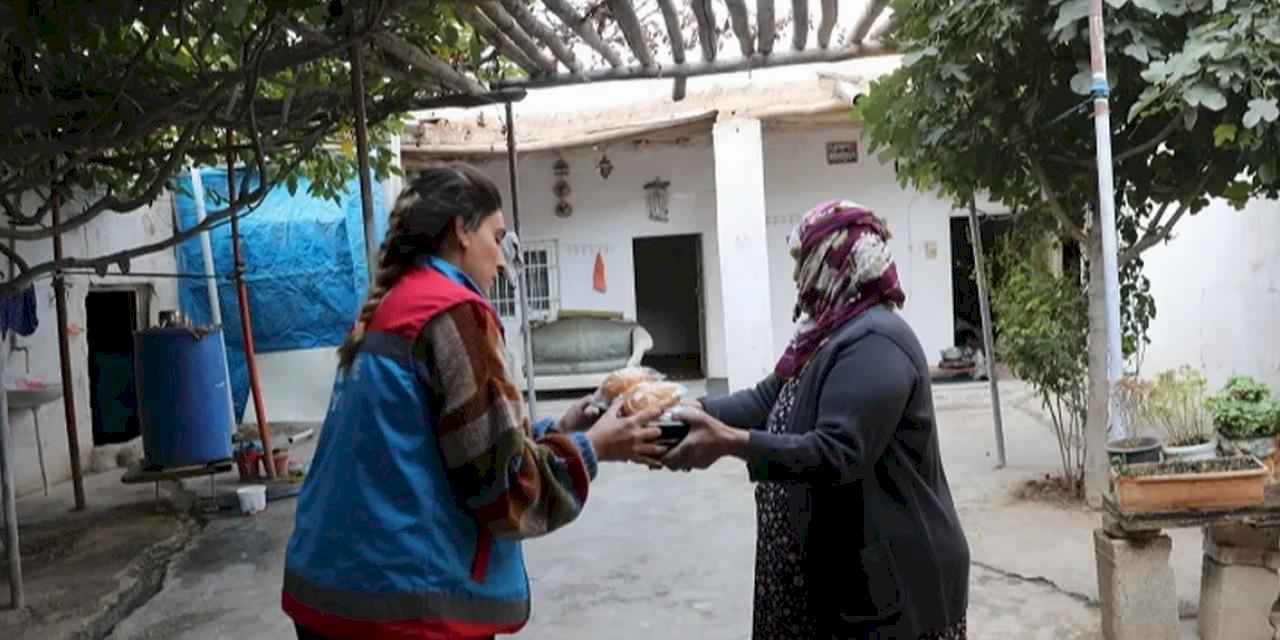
775, 200, 906, 379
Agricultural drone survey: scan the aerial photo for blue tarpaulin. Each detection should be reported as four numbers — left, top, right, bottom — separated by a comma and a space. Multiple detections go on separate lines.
171, 167, 387, 423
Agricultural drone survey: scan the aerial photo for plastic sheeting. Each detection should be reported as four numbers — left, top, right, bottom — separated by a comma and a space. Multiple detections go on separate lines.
171, 167, 387, 422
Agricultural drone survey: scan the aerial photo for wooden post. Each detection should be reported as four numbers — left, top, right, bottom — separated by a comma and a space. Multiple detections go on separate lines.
0, 331, 22, 609
51, 190, 86, 510
226, 135, 276, 479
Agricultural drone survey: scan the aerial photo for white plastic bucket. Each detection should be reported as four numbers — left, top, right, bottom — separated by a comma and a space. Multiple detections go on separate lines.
236, 485, 267, 515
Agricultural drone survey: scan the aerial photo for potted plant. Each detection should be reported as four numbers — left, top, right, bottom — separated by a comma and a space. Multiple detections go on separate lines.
1112, 455, 1268, 513
1207, 376, 1280, 460
1145, 367, 1216, 461
1106, 376, 1163, 465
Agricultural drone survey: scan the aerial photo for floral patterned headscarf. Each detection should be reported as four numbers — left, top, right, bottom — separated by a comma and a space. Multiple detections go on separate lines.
775, 200, 906, 379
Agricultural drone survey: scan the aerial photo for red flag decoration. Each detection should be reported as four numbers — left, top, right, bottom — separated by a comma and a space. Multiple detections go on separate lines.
593, 251, 607, 293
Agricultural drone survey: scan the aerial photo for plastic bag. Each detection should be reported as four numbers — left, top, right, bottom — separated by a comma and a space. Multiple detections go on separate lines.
591, 366, 664, 409
620, 381, 687, 418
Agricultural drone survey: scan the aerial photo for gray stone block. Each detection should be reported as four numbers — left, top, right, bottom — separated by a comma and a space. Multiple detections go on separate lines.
1198, 555, 1280, 640
1094, 528, 1178, 640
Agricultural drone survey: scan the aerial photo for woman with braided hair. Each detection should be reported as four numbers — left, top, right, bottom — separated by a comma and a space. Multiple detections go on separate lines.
283, 164, 666, 639
664, 200, 970, 639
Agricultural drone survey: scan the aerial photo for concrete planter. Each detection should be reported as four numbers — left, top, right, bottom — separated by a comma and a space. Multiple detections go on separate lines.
1220, 434, 1277, 460
1107, 437, 1164, 466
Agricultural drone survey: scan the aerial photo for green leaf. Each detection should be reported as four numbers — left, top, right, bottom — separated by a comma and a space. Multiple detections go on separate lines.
1261, 162, 1278, 185
1223, 181, 1251, 205
1053, 0, 1090, 33
1184, 83, 1227, 111
903, 46, 939, 67
1243, 98, 1280, 128
1124, 43, 1151, 63
1214, 123, 1239, 146
1071, 70, 1093, 95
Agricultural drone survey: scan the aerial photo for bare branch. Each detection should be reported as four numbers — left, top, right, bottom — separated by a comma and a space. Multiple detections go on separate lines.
791, 0, 808, 51
758, 0, 776, 56
849, 0, 891, 45
497, 0, 584, 77
1114, 114, 1181, 164
606, 0, 657, 70
818, 0, 839, 49
476, 2, 559, 76
691, 0, 718, 63
0, 242, 29, 277
1120, 170, 1213, 265
0, 129, 328, 297
1029, 154, 1088, 244
371, 32, 486, 94
723, 0, 755, 58
541, 0, 625, 68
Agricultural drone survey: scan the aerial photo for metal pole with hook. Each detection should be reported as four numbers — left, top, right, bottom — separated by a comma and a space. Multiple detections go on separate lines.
504, 101, 539, 420
968, 200, 1007, 468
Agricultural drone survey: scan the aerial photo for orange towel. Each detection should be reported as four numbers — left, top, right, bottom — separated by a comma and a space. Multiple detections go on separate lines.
593, 252, 607, 293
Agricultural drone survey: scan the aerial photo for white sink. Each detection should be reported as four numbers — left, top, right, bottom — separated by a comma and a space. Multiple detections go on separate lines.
7, 385, 63, 410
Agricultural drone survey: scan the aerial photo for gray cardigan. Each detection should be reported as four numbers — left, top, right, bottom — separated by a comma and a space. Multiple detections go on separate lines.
703, 306, 969, 639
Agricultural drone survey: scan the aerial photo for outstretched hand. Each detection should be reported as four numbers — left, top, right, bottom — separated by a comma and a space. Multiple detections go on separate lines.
558, 394, 603, 433
585, 398, 667, 468
662, 405, 748, 472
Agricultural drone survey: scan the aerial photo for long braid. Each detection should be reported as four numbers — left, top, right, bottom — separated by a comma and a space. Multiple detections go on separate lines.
337, 191, 418, 370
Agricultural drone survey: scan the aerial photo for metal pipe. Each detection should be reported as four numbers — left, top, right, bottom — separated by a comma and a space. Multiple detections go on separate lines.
1088, 0, 1125, 438
969, 201, 1006, 468
349, 43, 379, 286
504, 101, 538, 421
190, 168, 223, 325
226, 136, 276, 478
51, 190, 86, 510
0, 332, 23, 609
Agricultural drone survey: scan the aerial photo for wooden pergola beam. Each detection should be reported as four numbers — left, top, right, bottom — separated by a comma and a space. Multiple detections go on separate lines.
542, 0, 625, 69
370, 32, 485, 94
497, 0, 584, 77
607, 0, 656, 70
791, 0, 808, 51
758, 0, 776, 56
476, 2, 558, 76
818, 0, 839, 49
498, 40, 895, 90
456, 4, 546, 77
691, 0, 717, 63
849, 0, 891, 45
655, 0, 688, 100
724, 0, 755, 58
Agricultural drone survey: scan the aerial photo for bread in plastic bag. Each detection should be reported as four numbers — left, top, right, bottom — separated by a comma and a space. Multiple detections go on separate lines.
592, 366, 663, 408
620, 381, 687, 418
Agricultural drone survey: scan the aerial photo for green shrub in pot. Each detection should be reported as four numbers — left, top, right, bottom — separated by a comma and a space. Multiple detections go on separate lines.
1206, 376, 1280, 458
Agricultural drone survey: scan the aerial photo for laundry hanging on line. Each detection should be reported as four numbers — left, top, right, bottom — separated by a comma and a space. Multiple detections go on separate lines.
0, 284, 38, 339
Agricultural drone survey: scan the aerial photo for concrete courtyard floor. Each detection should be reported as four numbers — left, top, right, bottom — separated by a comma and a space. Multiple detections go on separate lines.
6, 381, 1211, 639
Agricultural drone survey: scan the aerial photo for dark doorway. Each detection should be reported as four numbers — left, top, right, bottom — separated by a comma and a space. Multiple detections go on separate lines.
633, 234, 705, 380
87, 289, 143, 446
950, 215, 1013, 350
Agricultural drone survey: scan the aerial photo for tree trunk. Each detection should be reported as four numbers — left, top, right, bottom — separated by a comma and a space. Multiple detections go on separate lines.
1084, 221, 1111, 507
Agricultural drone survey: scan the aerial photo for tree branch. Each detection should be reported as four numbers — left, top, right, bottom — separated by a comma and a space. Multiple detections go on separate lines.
0, 127, 328, 297
1029, 154, 1088, 244
1114, 114, 1181, 164
1120, 169, 1213, 265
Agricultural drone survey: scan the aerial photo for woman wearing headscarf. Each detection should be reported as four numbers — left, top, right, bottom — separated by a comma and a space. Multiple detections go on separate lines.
665, 200, 970, 639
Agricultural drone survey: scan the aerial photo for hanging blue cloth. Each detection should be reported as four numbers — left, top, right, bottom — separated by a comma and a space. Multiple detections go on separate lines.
0, 284, 38, 339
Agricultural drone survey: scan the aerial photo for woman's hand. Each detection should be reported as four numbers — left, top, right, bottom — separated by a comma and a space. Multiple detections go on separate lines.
663, 405, 749, 471
585, 399, 667, 467
557, 394, 603, 432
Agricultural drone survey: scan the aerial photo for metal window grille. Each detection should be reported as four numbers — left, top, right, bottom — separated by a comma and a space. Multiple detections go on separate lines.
490, 240, 559, 321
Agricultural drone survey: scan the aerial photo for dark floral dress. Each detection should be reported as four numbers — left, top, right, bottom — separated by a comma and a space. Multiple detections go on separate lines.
752, 377, 967, 640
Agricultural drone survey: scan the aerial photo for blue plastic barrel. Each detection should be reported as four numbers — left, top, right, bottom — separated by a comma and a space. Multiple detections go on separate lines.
134, 327, 234, 468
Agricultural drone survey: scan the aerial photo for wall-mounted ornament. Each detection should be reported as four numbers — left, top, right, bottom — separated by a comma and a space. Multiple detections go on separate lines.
597, 153, 613, 180
644, 178, 671, 223
553, 156, 573, 218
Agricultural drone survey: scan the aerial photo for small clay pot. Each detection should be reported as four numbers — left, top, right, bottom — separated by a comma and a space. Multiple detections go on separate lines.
272, 448, 290, 476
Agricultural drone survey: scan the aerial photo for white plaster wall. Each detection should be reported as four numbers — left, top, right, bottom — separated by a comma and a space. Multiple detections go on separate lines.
1140, 196, 1280, 390
762, 126, 956, 362
457, 139, 728, 382
6, 192, 178, 496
